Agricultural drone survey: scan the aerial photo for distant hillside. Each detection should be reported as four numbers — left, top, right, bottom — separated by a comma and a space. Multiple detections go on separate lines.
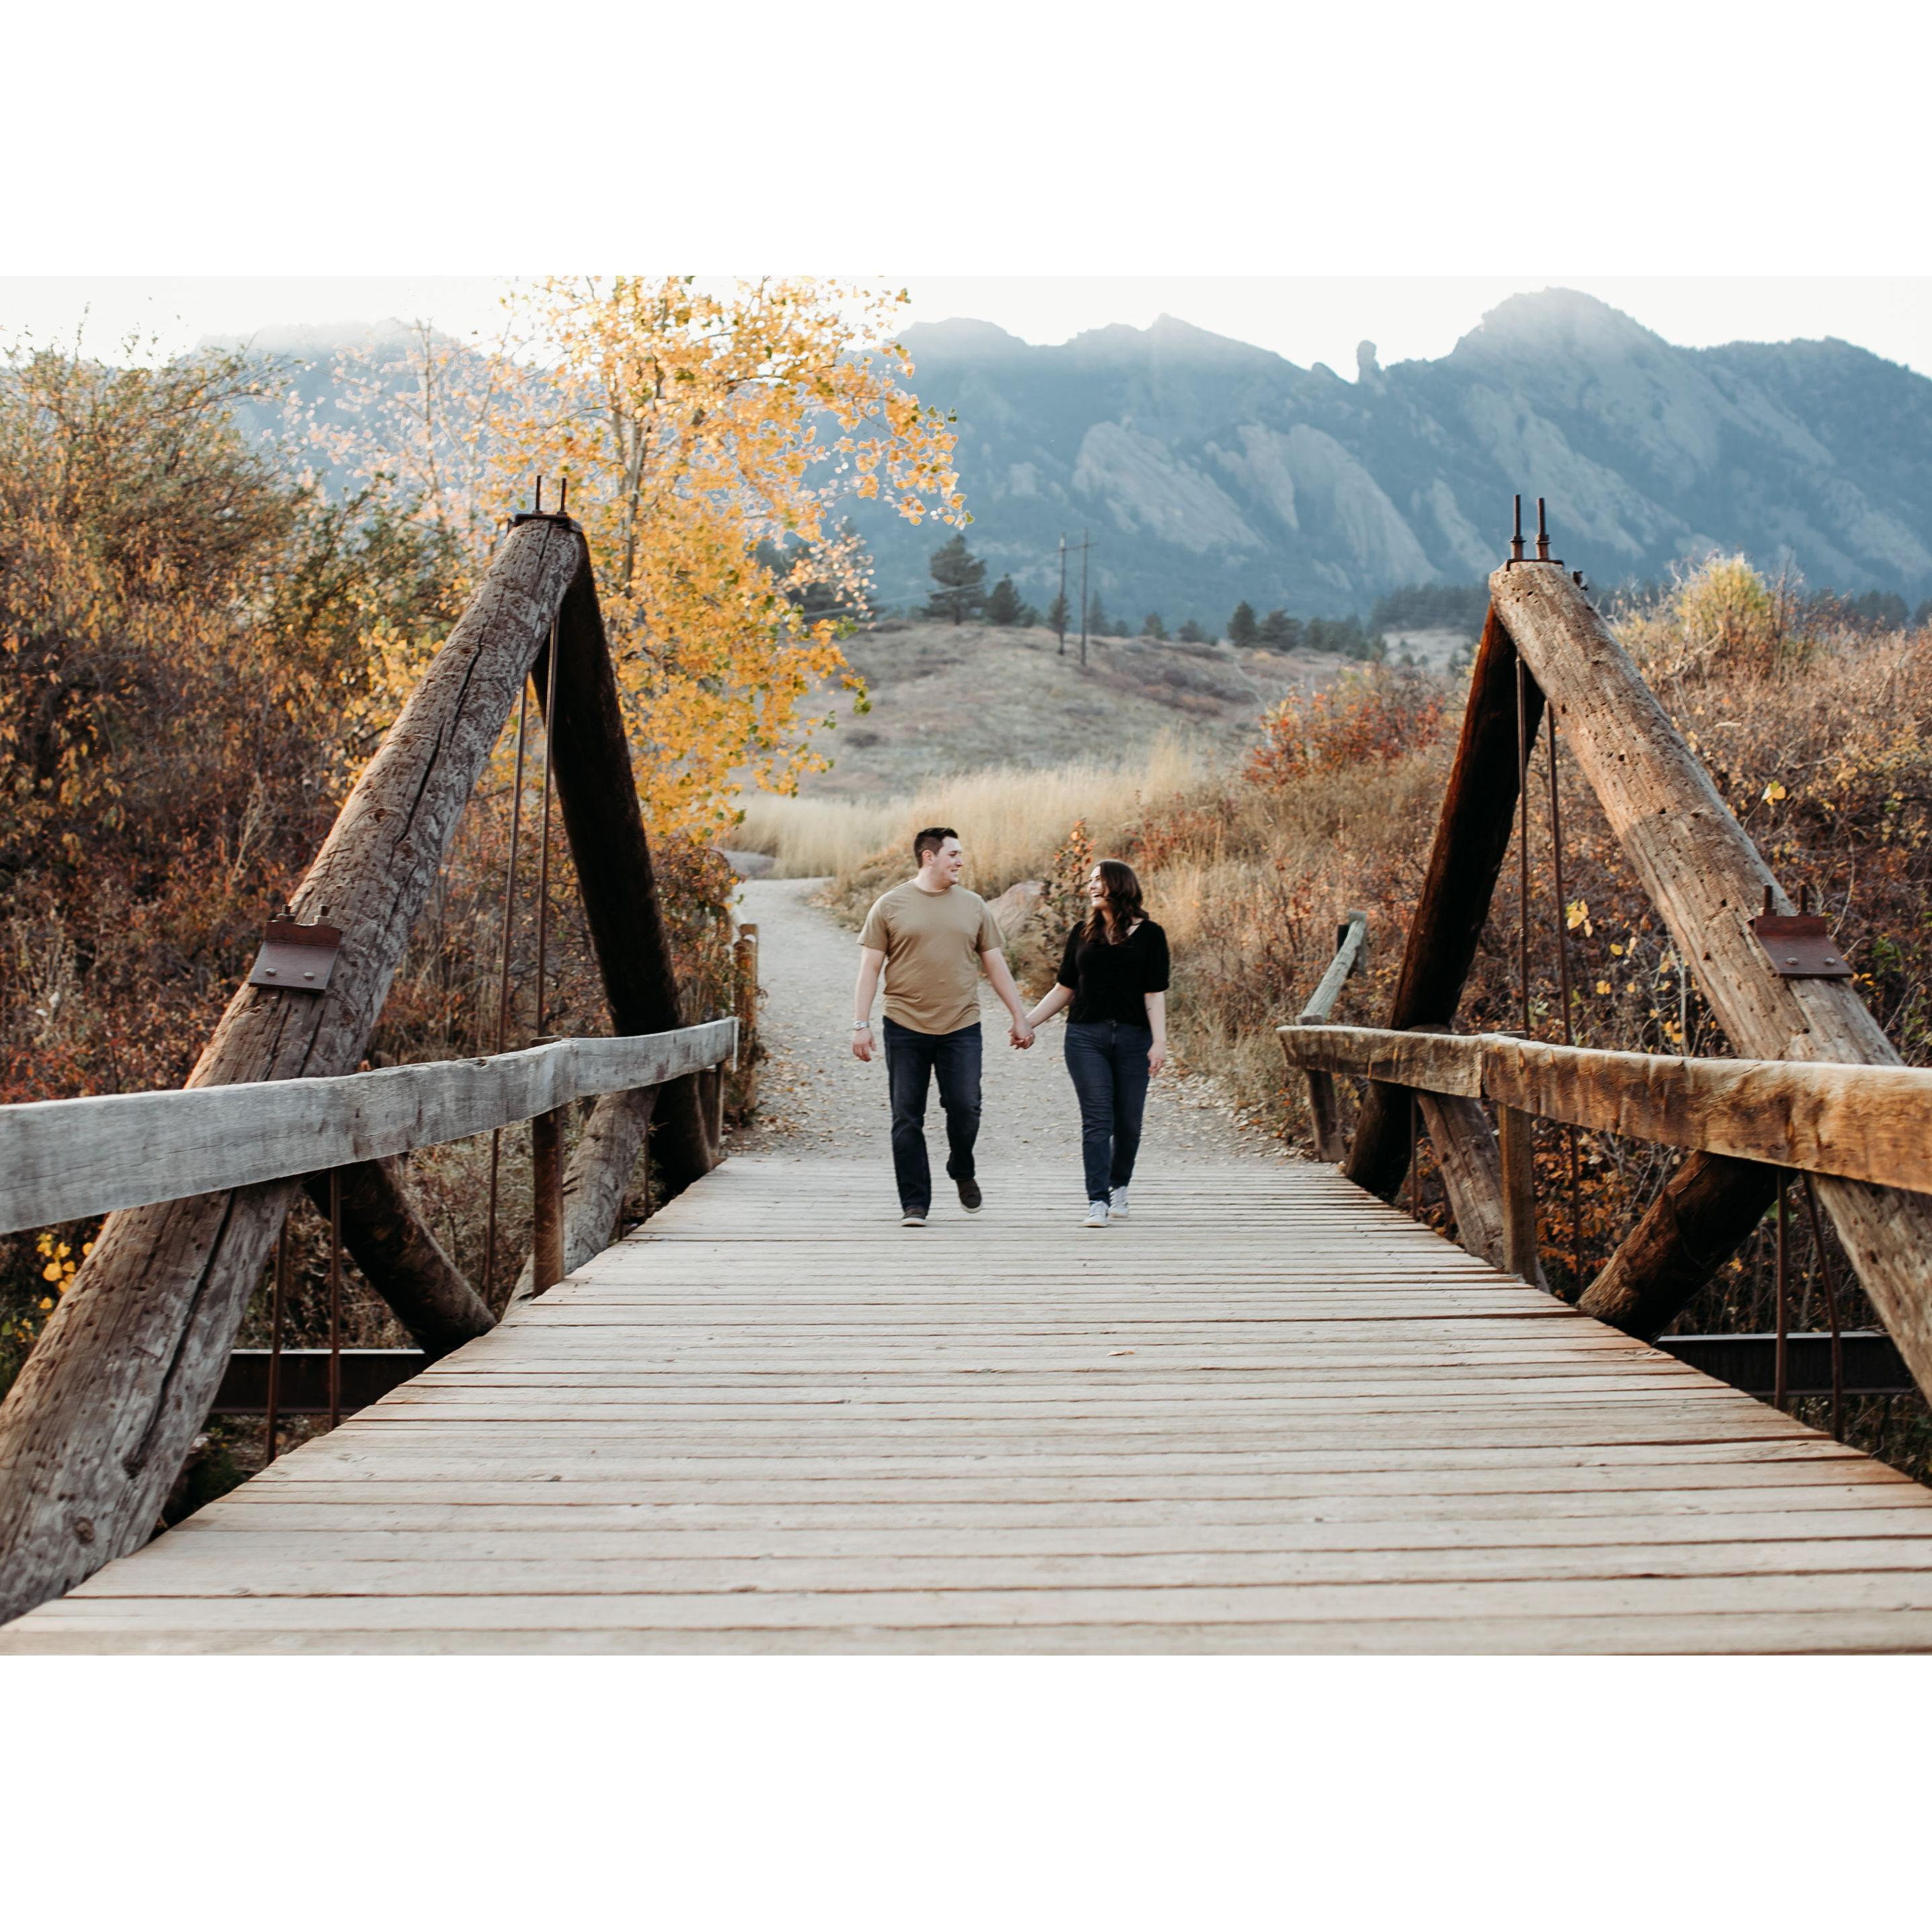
796, 619, 1355, 798
848, 291, 1932, 621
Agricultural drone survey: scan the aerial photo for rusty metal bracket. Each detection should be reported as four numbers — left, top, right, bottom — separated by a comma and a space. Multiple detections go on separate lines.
1503, 493, 1563, 570
1750, 914, 1853, 978
508, 473, 582, 535
249, 918, 344, 992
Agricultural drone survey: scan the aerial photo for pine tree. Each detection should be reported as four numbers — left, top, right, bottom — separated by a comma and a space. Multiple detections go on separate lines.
984, 573, 1027, 626
1227, 600, 1258, 647
1140, 611, 1167, 640
924, 535, 987, 624
1177, 618, 1209, 643
1256, 607, 1300, 651
979, 575, 1039, 627
1086, 591, 1111, 638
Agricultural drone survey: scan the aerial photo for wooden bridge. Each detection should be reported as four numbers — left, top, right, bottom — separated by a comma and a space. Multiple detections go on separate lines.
4, 499, 1932, 1652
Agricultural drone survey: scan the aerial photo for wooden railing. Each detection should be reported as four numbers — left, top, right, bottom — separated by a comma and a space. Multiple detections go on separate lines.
0, 1020, 736, 1239
1281, 1020, 1932, 1262
1275, 533, 1932, 1413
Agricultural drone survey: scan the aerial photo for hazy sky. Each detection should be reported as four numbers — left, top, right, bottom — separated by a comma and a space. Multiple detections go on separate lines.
6, 276, 1931, 381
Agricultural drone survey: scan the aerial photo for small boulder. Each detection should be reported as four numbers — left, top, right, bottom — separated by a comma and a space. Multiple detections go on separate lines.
986, 877, 1045, 940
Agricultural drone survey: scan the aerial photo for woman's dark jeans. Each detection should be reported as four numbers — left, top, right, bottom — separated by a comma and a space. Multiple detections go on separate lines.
1064, 1020, 1152, 1205
882, 1016, 982, 1216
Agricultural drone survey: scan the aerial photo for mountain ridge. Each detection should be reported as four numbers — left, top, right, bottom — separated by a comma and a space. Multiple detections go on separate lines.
856, 289, 1932, 621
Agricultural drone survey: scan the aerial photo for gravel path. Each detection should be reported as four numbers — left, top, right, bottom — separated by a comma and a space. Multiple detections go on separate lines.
726, 878, 1286, 1198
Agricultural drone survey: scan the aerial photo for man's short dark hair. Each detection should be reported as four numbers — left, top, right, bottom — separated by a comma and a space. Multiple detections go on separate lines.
914, 825, 959, 865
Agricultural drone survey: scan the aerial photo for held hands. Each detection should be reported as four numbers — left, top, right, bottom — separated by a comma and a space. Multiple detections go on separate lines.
1009, 1015, 1036, 1050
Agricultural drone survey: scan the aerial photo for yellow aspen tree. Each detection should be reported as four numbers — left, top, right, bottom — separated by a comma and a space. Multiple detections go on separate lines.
333, 279, 963, 835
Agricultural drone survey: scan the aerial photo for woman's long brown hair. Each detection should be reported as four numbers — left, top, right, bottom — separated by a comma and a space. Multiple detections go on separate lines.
1082, 858, 1146, 944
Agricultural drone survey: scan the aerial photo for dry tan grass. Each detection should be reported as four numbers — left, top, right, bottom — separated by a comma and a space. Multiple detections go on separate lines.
733, 739, 1206, 890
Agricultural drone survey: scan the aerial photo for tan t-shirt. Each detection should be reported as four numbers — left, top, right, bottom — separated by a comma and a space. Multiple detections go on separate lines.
858, 879, 1005, 1035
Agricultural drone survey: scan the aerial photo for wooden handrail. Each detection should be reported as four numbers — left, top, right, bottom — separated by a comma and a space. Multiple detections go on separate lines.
1280, 1023, 1932, 1196
0, 1019, 736, 1238
1296, 911, 1368, 1024
1292, 912, 1366, 1162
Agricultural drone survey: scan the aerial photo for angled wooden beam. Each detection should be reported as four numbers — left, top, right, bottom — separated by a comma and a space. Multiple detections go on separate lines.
303, 1159, 492, 1360
538, 556, 713, 1199
1344, 608, 1544, 1197
0, 519, 585, 1626
1490, 561, 1932, 1399
1578, 1150, 1781, 1341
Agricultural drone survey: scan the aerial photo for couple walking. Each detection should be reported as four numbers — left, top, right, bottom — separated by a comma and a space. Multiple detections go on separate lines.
852, 827, 1169, 1228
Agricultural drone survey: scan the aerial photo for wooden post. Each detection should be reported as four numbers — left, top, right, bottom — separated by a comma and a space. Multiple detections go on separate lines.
1492, 562, 1932, 1396
1498, 1104, 1538, 1284
536, 557, 712, 1197
508, 1086, 657, 1306
529, 1107, 566, 1294
733, 922, 760, 1113
1345, 610, 1545, 1198
303, 1159, 492, 1359
1414, 1091, 1543, 1286
0, 519, 585, 1626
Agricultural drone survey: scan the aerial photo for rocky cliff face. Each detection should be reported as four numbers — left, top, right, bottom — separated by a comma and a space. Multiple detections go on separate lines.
850, 291, 1932, 622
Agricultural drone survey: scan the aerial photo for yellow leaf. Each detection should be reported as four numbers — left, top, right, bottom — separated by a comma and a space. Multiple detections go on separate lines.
1565, 899, 1588, 931
1595, 981, 1612, 996
1764, 780, 1787, 801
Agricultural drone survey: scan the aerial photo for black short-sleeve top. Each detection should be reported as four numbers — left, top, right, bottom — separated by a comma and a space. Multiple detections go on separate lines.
1056, 919, 1171, 1026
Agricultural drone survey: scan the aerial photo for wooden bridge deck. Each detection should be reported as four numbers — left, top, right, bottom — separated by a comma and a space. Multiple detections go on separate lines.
7, 1154, 1932, 1653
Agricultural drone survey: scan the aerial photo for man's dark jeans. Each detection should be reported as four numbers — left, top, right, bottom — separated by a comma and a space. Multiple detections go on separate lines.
1064, 1019, 1152, 1205
883, 1016, 983, 1216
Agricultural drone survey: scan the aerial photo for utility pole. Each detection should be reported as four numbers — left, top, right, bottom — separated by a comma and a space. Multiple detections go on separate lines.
1078, 529, 1092, 667
1056, 533, 1068, 655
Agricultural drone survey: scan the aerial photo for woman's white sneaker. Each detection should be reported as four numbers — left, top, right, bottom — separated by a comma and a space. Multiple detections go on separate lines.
1083, 1201, 1110, 1228
1109, 1187, 1131, 1220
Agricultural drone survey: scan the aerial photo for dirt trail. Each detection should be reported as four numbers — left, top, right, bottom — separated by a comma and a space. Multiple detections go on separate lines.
725, 878, 1286, 1203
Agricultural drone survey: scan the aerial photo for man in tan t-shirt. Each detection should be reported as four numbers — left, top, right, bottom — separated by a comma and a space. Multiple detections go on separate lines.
852, 826, 1035, 1226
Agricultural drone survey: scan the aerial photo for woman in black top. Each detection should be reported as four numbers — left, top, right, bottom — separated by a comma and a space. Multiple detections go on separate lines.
1023, 858, 1170, 1226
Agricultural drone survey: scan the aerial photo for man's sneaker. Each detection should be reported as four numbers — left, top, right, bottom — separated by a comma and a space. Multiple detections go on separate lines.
901, 1210, 927, 1228
957, 1176, 983, 1214
1109, 1187, 1131, 1220
1083, 1201, 1110, 1228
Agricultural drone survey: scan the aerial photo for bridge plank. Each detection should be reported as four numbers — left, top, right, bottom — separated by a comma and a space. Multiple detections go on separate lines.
5, 1156, 1932, 1654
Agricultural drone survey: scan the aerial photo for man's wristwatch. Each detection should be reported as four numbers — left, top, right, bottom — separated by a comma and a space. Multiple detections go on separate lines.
852, 1021, 872, 1031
